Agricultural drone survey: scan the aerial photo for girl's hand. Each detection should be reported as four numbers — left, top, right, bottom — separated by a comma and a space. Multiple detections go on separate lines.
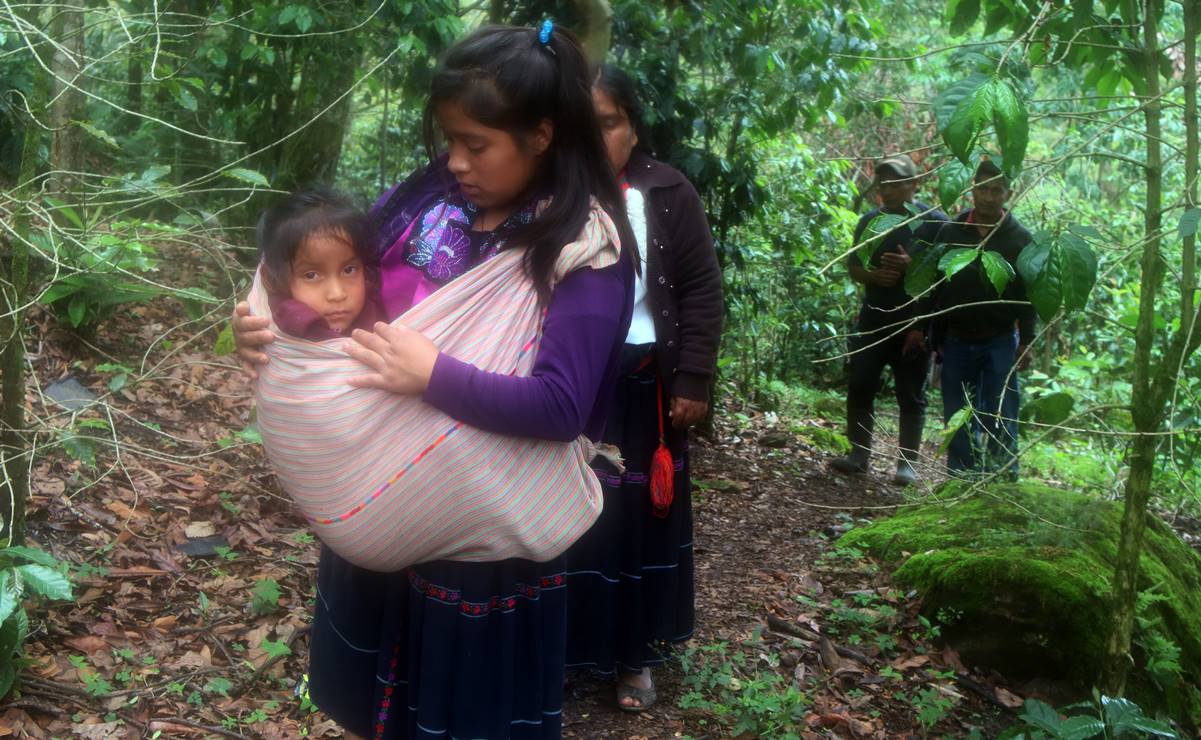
670, 396, 708, 430
345, 322, 439, 395
233, 301, 275, 379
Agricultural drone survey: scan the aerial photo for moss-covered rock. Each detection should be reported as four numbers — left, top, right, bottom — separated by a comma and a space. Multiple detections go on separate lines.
839, 483, 1201, 723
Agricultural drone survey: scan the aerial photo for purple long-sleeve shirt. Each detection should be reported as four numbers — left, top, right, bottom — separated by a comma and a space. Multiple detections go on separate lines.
423, 258, 633, 443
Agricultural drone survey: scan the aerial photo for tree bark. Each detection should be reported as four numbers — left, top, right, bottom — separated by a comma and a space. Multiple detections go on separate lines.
1102, 0, 1164, 696
1182, 0, 1198, 329
0, 53, 46, 547
48, 4, 86, 194
572, 0, 612, 63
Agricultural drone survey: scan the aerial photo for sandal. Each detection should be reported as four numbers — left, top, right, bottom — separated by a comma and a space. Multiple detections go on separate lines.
616, 680, 656, 713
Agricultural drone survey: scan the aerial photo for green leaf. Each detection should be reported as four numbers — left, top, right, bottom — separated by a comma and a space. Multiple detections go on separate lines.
939, 247, 979, 279
989, 78, 1029, 177
0, 611, 23, 660
295, 7, 313, 33
1019, 699, 1063, 732
68, 293, 88, 328
1057, 232, 1098, 312
225, 167, 270, 188
947, 0, 982, 35
905, 242, 946, 297
251, 578, 282, 615
237, 424, 262, 445
204, 676, 233, 697
16, 564, 73, 601
279, 5, 297, 25
260, 638, 292, 659
934, 73, 990, 131
1023, 392, 1075, 426
61, 433, 97, 468
78, 121, 119, 149
1056, 715, 1105, 740
0, 572, 19, 625
1179, 207, 1201, 239
207, 46, 228, 68
0, 659, 13, 700
173, 87, 198, 112
1102, 696, 1179, 737
213, 324, 236, 357
0, 546, 59, 568
981, 250, 1015, 296
938, 159, 974, 212
942, 78, 992, 165
1016, 234, 1060, 321
941, 405, 973, 453
857, 213, 907, 267
140, 165, 171, 183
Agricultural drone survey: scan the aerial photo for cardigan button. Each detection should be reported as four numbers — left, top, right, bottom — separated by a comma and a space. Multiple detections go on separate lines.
661, 310, 670, 317
667, 340, 676, 348
658, 276, 666, 285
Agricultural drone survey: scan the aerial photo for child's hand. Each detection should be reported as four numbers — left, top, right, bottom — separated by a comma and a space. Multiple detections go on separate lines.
233, 302, 275, 379
345, 323, 439, 395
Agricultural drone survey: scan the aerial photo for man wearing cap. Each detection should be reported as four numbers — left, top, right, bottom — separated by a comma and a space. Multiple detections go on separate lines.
831, 154, 948, 484
930, 159, 1034, 475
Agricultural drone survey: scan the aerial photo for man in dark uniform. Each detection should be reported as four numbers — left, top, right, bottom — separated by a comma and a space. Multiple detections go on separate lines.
831, 154, 947, 484
931, 159, 1034, 475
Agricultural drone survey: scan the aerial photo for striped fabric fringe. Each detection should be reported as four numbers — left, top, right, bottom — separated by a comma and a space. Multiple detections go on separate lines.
249, 205, 621, 571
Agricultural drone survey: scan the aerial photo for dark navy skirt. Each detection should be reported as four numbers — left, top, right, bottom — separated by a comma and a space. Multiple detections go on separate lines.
309, 549, 567, 739
563, 344, 695, 675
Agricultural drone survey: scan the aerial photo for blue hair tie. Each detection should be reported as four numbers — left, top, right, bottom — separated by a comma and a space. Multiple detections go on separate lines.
538, 19, 553, 45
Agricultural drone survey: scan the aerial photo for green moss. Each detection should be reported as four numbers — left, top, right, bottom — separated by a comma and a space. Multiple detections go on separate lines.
840, 483, 1201, 723
795, 425, 851, 454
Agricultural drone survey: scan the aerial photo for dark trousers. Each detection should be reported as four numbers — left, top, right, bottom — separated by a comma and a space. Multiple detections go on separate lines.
847, 328, 931, 419
940, 330, 1020, 474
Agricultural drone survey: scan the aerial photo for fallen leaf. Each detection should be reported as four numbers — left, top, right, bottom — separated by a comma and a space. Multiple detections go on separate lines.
70, 722, 123, 740
890, 654, 929, 671
184, 521, 217, 539
995, 686, 1024, 709
64, 635, 108, 654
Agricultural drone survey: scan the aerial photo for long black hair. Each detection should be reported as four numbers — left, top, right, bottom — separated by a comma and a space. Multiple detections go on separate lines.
422, 24, 635, 298
593, 64, 652, 157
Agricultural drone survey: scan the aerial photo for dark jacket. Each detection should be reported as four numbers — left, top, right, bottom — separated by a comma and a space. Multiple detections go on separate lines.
932, 209, 1036, 345
848, 201, 948, 331
625, 151, 724, 402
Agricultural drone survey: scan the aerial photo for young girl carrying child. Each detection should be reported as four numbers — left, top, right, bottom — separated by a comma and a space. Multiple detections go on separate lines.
235, 23, 633, 740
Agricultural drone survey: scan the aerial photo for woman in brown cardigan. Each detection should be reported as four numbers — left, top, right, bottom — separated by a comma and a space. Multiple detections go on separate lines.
564, 64, 724, 712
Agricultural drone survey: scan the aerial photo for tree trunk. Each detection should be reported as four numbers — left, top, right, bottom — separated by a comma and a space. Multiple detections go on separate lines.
1102, 0, 1164, 696
0, 58, 46, 547
1182, 0, 1198, 330
49, 4, 86, 194
572, 0, 612, 63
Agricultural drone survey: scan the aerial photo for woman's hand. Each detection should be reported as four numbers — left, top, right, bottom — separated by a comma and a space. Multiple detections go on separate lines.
233, 301, 275, 379
670, 396, 708, 430
345, 322, 440, 395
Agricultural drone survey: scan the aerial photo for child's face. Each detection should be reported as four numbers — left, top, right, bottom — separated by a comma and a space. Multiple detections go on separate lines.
289, 231, 366, 333
437, 101, 551, 212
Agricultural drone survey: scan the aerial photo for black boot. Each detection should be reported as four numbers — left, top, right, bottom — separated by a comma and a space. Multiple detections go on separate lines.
831, 407, 873, 474
893, 412, 925, 485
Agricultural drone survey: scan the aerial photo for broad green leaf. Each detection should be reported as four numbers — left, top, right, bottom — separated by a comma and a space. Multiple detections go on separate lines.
205, 676, 233, 697
1023, 392, 1075, 426
0, 612, 22, 660
942, 78, 993, 165
906, 242, 946, 297
61, 433, 97, 469
1056, 715, 1105, 740
940, 405, 973, 453
1016, 235, 1060, 321
251, 577, 282, 615
260, 638, 292, 659
295, 7, 313, 33
44, 196, 84, 229
1069, 224, 1103, 242
933, 73, 991, 131
213, 324, 236, 357
0, 546, 59, 568
207, 47, 228, 68
16, 564, 73, 601
173, 87, 198, 112
947, 0, 982, 35
0, 572, 19, 625
78, 121, 118, 149
1019, 699, 1063, 732
981, 250, 1015, 296
279, 5, 296, 25
939, 247, 979, 279
1179, 207, 1201, 239
857, 212, 907, 267
1101, 696, 1178, 737
988, 78, 1029, 177
140, 165, 171, 183
1057, 232, 1098, 312
938, 159, 974, 212
225, 167, 270, 188
68, 293, 88, 327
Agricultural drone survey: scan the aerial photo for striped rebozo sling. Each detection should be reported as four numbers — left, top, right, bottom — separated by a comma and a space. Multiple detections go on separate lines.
249, 205, 620, 572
